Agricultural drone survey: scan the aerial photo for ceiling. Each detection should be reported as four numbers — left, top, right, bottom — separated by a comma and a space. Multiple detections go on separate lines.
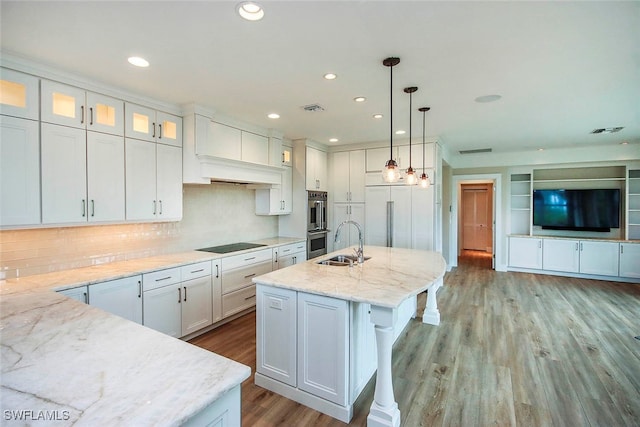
1, 1, 639, 156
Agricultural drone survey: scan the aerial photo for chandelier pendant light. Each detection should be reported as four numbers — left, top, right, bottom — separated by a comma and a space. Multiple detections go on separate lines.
382, 57, 401, 183
418, 107, 431, 188
404, 86, 418, 186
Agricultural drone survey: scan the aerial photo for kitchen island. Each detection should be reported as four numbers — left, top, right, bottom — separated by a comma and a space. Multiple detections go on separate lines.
252, 245, 446, 427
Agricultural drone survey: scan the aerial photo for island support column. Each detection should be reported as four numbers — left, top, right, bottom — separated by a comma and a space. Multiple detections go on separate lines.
423, 277, 443, 325
367, 305, 400, 427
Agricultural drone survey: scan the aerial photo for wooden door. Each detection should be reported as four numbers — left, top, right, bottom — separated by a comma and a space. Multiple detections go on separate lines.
462, 186, 491, 251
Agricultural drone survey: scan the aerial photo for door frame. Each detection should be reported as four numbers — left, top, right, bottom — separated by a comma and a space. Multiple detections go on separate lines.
450, 173, 504, 271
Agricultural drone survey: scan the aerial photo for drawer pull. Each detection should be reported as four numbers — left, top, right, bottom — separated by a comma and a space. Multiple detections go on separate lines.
244, 256, 256, 261
190, 268, 205, 274
244, 273, 256, 279
244, 294, 256, 301
184, 286, 187, 302
283, 249, 291, 253
215, 264, 219, 278
178, 287, 182, 303
156, 276, 172, 282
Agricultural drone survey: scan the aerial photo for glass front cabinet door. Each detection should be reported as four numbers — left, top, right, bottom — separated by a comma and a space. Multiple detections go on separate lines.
0, 68, 39, 120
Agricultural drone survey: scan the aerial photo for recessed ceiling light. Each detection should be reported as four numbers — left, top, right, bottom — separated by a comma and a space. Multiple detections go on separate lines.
373, 114, 383, 119
621, 141, 628, 145
237, 2, 264, 21
323, 73, 337, 80
395, 130, 406, 135
128, 56, 149, 67
267, 113, 280, 119
329, 138, 339, 143
538, 148, 544, 151
475, 94, 502, 103
354, 97, 366, 102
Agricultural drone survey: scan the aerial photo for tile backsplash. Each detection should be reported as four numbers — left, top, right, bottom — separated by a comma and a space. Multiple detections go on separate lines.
0, 184, 279, 280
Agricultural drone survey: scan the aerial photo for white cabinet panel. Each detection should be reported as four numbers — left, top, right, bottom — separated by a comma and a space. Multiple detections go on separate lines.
241, 132, 269, 164
543, 239, 579, 273
125, 138, 157, 220
0, 115, 40, 226
365, 147, 390, 173
333, 203, 365, 251
212, 259, 223, 323
58, 286, 88, 303
143, 282, 182, 337
391, 186, 412, 249
306, 146, 327, 191
257, 285, 297, 387
412, 185, 435, 251
87, 132, 125, 222
41, 80, 85, 129
222, 285, 257, 317
86, 92, 124, 136
89, 276, 142, 324
125, 103, 156, 142
0, 68, 39, 120
156, 111, 182, 147
207, 121, 241, 160
41, 123, 87, 224
364, 186, 411, 249
181, 275, 213, 336
579, 241, 619, 276
619, 242, 640, 278
331, 150, 365, 203
156, 143, 183, 220
508, 237, 542, 269
297, 292, 348, 406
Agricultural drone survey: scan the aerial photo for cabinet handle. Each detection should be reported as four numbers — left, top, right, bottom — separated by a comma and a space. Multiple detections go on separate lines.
244, 256, 256, 261
91, 200, 95, 217
138, 280, 142, 298
215, 264, 219, 278
80, 105, 85, 124
190, 268, 204, 274
244, 273, 256, 279
244, 294, 256, 301
155, 276, 172, 282
282, 249, 291, 253
293, 256, 297, 264
575, 243, 578, 251
83, 292, 88, 304
178, 287, 181, 303
152, 122, 156, 138
82, 199, 86, 217
158, 123, 162, 139
282, 152, 285, 163
274, 251, 278, 262
538, 240, 541, 249
183, 286, 187, 302
620, 245, 624, 254
159, 200, 163, 215
580, 243, 583, 251
153, 200, 157, 215
89, 107, 94, 125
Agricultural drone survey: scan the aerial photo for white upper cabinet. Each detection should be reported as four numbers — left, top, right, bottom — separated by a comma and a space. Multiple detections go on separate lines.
202, 121, 241, 159
0, 115, 40, 226
331, 150, 365, 203
306, 146, 328, 191
0, 68, 39, 120
41, 123, 125, 224
281, 144, 292, 167
41, 80, 124, 136
268, 136, 283, 167
156, 144, 183, 220
125, 102, 182, 147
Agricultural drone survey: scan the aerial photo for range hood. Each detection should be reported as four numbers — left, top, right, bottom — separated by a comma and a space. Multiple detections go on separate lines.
197, 154, 282, 185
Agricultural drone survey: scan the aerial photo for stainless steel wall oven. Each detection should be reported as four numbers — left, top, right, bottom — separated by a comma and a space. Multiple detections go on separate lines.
307, 191, 328, 258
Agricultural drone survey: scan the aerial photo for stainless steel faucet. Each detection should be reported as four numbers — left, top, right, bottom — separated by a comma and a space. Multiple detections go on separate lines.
334, 220, 364, 264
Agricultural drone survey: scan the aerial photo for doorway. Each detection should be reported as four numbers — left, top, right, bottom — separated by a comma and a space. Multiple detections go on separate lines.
450, 174, 503, 271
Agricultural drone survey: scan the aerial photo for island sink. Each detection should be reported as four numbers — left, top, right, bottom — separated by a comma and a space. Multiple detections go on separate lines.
317, 254, 371, 266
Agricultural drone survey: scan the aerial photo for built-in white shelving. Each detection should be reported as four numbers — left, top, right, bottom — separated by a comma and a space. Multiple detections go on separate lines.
628, 169, 640, 240
510, 173, 531, 235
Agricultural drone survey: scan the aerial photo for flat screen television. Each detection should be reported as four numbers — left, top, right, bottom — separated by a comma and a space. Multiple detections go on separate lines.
532, 189, 620, 232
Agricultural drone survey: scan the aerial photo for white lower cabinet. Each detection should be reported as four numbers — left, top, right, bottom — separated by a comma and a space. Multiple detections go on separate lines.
620, 242, 640, 278
273, 242, 307, 270
89, 276, 143, 324
142, 261, 213, 338
298, 292, 349, 406
579, 240, 619, 276
221, 249, 272, 317
508, 237, 543, 269
543, 239, 579, 273
58, 285, 88, 303
183, 384, 241, 427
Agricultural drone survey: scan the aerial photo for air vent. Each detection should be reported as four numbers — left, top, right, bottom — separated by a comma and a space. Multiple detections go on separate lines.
302, 104, 325, 112
459, 148, 493, 154
591, 127, 624, 134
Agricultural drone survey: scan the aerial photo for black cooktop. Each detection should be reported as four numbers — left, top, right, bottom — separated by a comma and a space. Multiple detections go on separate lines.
197, 242, 268, 254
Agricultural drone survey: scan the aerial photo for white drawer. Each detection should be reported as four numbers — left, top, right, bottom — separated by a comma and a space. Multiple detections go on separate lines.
222, 285, 256, 317
277, 242, 306, 257
143, 267, 181, 291
221, 260, 272, 294
181, 261, 212, 281
222, 248, 273, 271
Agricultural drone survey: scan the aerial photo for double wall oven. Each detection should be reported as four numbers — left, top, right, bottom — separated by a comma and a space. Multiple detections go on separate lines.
307, 191, 328, 259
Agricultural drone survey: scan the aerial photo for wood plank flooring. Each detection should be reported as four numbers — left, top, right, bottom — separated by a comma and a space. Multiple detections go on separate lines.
189, 250, 640, 426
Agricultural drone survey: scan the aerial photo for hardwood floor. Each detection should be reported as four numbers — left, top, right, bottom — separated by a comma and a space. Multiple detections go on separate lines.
190, 251, 640, 426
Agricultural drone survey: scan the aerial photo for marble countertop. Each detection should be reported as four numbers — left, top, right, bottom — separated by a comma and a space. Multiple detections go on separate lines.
0, 236, 304, 425
253, 246, 447, 308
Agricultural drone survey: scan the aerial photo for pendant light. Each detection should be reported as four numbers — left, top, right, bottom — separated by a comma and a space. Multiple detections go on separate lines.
404, 86, 418, 186
418, 107, 431, 188
382, 57, 401, 183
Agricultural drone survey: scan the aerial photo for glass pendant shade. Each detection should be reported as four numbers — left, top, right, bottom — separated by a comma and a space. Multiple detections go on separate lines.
383, 159, 401, 183
418, 106, 431, 190
382, 57, 401, 183
406, 167, 418, 186
419, 172, 430, 188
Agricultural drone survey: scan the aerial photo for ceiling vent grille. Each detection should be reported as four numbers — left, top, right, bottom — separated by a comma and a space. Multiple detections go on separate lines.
459, 148, 492, 154
591, 127, 624, 134
301, 104, 325, 112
